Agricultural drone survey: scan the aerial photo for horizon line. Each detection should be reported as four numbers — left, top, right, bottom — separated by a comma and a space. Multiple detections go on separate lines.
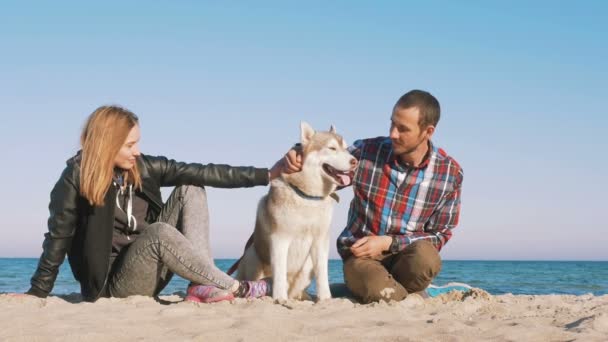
2, 257, 607, 262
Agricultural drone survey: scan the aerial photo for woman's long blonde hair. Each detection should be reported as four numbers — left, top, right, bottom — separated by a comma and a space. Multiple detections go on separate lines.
79, 105, 142, 206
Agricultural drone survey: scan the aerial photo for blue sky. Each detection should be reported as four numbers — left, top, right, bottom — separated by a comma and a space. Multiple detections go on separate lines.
0, 1, 606, 260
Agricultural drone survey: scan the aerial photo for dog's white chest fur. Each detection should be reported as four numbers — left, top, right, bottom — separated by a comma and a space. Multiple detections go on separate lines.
266, 179, 334, 269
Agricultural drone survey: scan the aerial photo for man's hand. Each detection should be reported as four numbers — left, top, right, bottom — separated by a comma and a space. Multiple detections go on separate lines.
269, 147, 303, 181
350, 236, 393, 258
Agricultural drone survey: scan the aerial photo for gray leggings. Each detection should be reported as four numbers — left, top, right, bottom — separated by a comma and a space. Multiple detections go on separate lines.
108, 185, 237, 297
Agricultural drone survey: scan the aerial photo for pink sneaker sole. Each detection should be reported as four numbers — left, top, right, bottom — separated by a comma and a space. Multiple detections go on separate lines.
184, 294, 234, 303
184, 285, 235, 304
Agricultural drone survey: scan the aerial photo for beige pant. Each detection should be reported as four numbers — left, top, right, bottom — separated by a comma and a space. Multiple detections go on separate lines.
343, 240, 442, 303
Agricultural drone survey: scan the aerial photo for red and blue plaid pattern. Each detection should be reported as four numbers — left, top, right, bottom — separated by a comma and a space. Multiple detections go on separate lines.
337, 137, 463, 259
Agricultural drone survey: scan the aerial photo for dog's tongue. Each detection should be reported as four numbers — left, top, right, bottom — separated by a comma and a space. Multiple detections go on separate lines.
338, 173, 351, 186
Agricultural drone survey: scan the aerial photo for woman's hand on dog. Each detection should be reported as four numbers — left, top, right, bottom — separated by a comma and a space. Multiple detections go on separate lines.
269, 147, 303, 181
284, 147, 303, 173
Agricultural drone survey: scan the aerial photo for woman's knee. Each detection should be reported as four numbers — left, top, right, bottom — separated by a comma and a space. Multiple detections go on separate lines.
145, 222, 178, 240
175, 185, 207, 200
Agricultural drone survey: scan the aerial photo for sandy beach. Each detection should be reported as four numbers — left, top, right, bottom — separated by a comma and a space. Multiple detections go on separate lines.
1, 289, 607, 341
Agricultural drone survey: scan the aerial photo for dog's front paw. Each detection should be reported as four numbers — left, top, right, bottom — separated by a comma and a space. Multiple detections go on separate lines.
316, 287, 332, 301
316, 294, 332, 302
274, 298, 288, 306
272, 287, 288, 301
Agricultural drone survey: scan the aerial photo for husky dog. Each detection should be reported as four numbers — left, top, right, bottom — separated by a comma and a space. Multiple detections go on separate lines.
236, 122, 357, 301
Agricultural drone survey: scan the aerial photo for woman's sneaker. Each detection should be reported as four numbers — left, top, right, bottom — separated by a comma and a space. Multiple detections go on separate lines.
241, 278, 272, 298
184, 284, 235, 303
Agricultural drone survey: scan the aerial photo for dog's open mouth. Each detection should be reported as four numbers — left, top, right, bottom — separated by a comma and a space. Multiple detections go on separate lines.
322, 164, 354, 186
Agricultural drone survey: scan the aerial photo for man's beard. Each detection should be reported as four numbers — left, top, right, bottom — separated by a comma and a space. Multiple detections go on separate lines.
393, 134, 427, 155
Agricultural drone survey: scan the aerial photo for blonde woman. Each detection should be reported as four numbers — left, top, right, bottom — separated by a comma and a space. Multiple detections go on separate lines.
27, 105, 281, 303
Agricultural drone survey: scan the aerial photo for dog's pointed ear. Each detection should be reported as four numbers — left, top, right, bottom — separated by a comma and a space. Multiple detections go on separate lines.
300, 121, 315, 145
329, 124, 336, 134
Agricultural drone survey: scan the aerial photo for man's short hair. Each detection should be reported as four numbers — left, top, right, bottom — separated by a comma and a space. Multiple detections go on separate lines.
394, 90, 441, 128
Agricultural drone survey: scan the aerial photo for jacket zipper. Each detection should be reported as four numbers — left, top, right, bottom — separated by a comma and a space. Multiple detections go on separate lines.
94, 184, 118, 301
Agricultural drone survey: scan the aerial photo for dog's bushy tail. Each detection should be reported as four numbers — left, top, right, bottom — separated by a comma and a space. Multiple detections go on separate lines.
227, 233, 255, 275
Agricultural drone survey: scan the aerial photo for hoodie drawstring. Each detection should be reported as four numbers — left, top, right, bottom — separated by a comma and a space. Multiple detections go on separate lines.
115, 181, 137, 239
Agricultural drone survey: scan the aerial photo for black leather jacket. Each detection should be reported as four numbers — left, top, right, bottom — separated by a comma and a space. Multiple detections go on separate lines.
28, 153, 269, 301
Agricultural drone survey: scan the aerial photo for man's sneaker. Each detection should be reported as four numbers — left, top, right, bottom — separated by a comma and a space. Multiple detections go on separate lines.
424, 282, 473, 298
329, 283, 355, 299
184, 284, 235, 303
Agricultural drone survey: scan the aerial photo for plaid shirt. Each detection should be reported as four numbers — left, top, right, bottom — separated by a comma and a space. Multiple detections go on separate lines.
337, 137, 463, 259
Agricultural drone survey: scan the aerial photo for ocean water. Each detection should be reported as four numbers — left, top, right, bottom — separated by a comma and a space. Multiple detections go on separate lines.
2, 258, 606, 296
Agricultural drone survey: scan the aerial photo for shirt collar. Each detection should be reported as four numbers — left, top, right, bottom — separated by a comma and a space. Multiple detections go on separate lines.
389, 140, 435, 171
